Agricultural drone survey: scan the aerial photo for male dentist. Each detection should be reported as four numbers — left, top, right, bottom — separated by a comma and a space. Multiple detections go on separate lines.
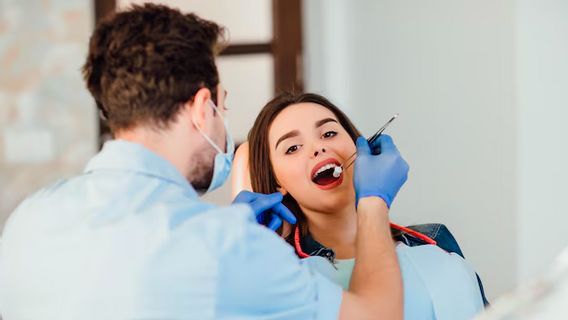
0, 4, 408, 319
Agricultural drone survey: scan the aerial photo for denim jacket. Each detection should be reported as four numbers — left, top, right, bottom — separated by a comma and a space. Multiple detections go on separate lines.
296, 223, 489, 307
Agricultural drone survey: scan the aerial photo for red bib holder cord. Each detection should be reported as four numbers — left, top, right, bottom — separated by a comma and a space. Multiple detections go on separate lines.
294, 222, 436, 259
294, 226, 310, 258
389, 222, 437, 245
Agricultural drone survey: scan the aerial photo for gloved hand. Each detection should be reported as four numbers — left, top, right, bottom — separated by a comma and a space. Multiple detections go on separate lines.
354, 134, 409, 208
233, 191, 297, 231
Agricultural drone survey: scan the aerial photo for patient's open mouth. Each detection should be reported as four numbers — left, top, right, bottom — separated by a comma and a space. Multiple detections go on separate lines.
311, 160, 342, 187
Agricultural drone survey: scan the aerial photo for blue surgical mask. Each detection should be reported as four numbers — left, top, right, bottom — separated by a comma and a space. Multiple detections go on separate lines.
193, 100, 235, 193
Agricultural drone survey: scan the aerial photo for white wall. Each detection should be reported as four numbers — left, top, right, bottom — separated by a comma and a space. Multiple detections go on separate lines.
304, 0, 568, 299
516, 0, 568, 281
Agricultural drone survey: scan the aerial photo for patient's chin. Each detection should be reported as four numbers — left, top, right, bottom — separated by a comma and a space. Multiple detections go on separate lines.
298, 193, 353, 215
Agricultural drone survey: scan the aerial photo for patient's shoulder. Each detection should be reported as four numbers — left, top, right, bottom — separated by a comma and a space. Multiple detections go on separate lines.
406, 223, 465, 258
407, 223, 454, 240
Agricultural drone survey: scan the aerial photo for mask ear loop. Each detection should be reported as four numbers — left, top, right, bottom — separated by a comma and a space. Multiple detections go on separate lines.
207, 99, 227, 120
191, 100, 226, 154
192, 117, 224, 154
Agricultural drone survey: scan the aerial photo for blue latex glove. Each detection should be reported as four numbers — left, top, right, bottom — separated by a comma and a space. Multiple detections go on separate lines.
233, 191, 297, 230
354, 134, 409, 207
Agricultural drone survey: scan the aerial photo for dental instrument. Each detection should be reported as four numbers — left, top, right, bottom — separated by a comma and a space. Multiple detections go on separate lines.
332, 113, 399, 178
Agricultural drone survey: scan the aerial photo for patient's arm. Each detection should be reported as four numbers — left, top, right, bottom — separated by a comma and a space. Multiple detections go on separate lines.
231, 142, 252, 198
339, 197, 403, 320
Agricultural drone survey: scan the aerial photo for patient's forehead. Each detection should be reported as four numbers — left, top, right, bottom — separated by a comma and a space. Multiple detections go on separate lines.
269, 102, 339, 145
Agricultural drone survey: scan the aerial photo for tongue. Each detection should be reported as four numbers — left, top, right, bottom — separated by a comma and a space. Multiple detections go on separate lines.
314, 168, 340, 186
316, 175, 338, 186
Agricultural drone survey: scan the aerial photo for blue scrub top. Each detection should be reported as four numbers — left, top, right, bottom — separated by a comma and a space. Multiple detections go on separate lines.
0, 140, 342, 320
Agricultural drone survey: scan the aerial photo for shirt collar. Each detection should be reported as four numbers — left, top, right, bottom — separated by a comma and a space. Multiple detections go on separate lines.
84, 139, 198, 197
298, 228, 337, 262
297, 226, 419, 263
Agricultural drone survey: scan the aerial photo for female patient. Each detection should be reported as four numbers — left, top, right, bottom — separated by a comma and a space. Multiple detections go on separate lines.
243, 92, 486, 320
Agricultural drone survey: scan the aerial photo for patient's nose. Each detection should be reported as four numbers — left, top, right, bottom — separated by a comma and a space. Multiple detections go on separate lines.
313, 148, 326, 157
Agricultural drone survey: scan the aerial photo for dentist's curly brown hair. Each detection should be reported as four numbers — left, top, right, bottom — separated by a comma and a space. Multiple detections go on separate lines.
82, 3, 226, 132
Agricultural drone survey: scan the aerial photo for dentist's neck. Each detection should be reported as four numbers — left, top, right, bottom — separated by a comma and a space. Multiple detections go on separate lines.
302, 204, 357, 259
114, 122, 195, 179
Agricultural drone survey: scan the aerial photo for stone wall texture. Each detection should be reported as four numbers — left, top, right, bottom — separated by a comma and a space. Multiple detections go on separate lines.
0, 0, 97, 229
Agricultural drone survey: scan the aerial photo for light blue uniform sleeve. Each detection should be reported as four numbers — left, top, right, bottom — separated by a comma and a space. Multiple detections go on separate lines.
215, 204, 343, 320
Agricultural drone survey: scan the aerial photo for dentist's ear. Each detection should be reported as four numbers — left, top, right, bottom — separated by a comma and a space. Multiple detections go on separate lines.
185, 87, 212, 130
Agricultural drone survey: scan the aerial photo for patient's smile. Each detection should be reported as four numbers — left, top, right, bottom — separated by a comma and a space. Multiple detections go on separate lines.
268, 102, 356, 209
311, 158, 343, 189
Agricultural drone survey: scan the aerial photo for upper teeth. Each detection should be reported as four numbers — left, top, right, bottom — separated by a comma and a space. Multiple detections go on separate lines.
313, 163, 338, 178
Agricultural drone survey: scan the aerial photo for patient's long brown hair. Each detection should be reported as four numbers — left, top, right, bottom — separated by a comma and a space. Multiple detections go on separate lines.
248, 92, 398, 249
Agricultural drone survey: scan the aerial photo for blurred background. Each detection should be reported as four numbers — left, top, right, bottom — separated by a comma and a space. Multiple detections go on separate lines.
1, 0, 567, 302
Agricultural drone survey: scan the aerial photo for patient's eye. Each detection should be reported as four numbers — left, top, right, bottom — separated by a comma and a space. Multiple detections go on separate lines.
322, 131, 338, 139
285, 145, 301, 154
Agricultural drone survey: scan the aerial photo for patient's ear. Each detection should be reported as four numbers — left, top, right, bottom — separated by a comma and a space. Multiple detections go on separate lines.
276, 183, 288, 196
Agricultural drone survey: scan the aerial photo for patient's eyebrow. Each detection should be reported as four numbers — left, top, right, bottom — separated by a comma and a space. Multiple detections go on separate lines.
275, 130, 300, 150
274, 119, 337, 150
315, 118, 338, 128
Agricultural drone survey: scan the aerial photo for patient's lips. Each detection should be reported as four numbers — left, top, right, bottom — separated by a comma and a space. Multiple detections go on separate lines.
311, 158, 343, 189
